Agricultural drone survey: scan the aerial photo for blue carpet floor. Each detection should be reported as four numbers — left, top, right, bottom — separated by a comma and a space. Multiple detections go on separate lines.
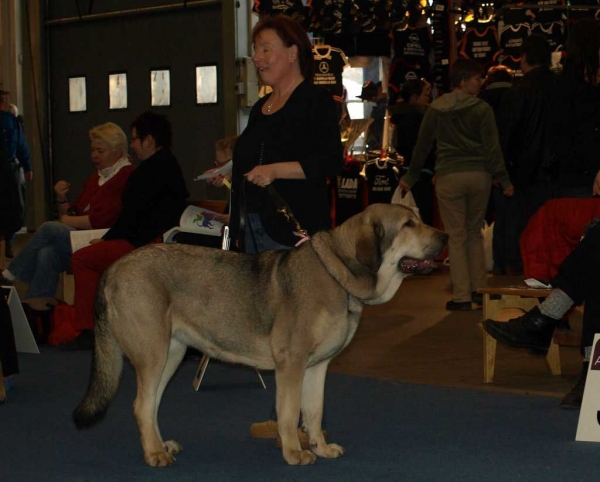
2, 347, 598, 481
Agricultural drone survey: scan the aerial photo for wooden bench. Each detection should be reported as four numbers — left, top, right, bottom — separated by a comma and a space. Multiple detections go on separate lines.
479, 286, 560, 383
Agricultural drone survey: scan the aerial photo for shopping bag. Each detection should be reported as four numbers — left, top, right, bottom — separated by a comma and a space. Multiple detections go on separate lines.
391, 186, 421, 220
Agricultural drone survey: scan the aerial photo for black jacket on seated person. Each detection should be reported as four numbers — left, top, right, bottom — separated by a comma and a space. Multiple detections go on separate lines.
103, 147, 189, 247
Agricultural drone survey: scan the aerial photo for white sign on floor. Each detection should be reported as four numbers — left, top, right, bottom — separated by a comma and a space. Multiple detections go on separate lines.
1, 286, 39, 354
576, 334, 600, 442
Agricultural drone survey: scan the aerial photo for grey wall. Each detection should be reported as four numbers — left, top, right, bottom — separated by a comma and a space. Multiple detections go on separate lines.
48, 1, 227, 202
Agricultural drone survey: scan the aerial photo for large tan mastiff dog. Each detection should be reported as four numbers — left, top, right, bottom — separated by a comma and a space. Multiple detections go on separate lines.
73, 203, 447, 467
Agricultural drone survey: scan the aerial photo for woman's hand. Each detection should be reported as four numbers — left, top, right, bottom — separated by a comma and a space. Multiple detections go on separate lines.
503, 185, 515, 197
89, 238, 104, 245
244, 164, 278, 188
593, 170, 600, 196
54, 180, 71, 200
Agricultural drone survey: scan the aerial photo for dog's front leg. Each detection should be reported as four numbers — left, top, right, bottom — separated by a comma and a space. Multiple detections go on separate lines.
275, 363, 317, 466
301, 360, 345, 459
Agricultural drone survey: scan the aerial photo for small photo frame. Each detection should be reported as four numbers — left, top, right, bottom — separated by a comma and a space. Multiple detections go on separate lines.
195, 64, 218, 104
69, 76, 87, 113
151, 69, 170, 107
109, 72, 128, 110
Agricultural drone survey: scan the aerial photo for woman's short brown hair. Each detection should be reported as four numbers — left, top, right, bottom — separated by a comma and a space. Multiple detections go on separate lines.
450, 59, 484, 89
252, 15, 314, 81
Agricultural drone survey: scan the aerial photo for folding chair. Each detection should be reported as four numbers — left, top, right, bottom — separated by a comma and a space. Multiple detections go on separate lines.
189, 224, 266, 391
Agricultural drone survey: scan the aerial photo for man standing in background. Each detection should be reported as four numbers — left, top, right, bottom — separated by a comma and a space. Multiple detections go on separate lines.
0, 89, 33, 258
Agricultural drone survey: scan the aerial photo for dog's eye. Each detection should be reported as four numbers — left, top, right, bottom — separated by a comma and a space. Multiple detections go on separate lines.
404, 219, 416, 228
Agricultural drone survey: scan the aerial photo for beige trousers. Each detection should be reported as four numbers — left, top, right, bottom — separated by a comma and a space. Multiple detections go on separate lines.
436, 171, 492, 303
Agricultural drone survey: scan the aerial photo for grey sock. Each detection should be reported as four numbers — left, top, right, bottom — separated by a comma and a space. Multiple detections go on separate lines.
539, 289, 574, 320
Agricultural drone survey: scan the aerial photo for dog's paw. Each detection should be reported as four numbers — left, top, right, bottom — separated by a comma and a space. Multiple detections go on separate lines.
283, 449, 317, 466
145, 451, 176, 467
312, 443, 345, 459
164, 440, 183, 455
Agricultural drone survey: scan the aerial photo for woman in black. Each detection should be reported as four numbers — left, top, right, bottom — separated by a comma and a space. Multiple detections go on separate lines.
218, 15, 343, 446
228, 16, 343, 252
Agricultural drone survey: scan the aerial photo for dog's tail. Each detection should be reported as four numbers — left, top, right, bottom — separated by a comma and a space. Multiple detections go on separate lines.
73, 274, 123, 430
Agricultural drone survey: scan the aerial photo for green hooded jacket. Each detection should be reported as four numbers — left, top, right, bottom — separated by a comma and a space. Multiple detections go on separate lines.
402, 91, 512, 189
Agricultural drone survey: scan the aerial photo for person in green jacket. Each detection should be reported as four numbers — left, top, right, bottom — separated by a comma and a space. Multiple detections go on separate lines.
399, 59, 514, 311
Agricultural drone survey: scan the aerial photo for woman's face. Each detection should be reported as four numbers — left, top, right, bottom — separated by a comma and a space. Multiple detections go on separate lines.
252, 29, 298, 87
461, 74, 484, 96
90, 140, 121, 170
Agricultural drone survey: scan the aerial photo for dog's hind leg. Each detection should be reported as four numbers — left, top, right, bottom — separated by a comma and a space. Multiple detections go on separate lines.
131, 341, 176, 467
301, 360, 345, 459
275, 361, 317, 466
154, 337, 187, 456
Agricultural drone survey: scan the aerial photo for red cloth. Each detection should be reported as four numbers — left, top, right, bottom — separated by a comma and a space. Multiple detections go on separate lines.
71, 239, 137, 331
520, 198, 600, 280
70, 165, 135, 229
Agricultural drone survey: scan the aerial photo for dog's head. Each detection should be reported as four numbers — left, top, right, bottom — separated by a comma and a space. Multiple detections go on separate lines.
313, 204, 448, 304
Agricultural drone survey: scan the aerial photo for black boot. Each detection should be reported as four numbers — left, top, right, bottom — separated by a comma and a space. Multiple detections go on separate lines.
559, 362, 589, 410
481, 306, 557, 355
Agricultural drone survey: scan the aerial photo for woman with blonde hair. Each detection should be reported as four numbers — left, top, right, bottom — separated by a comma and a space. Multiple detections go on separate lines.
0, 122, 135, 313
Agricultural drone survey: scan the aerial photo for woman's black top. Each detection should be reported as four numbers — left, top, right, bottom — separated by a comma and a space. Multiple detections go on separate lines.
103, 147, 189, 247
230, 80, 344, 247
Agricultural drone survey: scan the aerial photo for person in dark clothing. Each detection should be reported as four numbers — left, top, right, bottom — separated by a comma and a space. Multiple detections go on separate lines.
483, 218, 600, 409
546, 19, 600, 198
389, 79, 435, 225
494, 35, 556, 275
233, 15, 343, 448
479, 65, 514, 266
0, 90, 32, 254
64, 112, 189, 350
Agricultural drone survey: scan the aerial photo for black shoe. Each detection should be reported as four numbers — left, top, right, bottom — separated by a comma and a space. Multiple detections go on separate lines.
446, 300, 472, 311
0, 274, 14, 286
59, 330, 95, 351
472, 291, 483, 306
560, 362, 589, 410
482, 306, 557, 354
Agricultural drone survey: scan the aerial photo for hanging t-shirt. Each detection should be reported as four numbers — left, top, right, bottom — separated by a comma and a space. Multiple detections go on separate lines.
364, 158, 400, 205
530, 21, 565, 51
500, 23, 532, 58
392, 25, 432, 75
335, 161, 366, 225
501, 55, 523, 77
458, 24, 501, 70
388, 58, 426, 99
312, 45, 350, 103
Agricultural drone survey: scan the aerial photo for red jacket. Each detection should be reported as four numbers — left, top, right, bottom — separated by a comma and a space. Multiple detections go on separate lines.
520, 198, 600, 280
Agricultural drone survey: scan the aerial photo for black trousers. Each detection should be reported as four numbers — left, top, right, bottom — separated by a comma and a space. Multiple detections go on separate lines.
551, 221, 600, 352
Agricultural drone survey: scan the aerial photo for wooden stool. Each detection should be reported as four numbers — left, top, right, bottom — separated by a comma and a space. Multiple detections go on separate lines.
479, 286, 561, 383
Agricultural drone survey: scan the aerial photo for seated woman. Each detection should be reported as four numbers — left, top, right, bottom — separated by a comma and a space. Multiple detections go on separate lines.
62, 111, 189, 350
0, 122, 134, 312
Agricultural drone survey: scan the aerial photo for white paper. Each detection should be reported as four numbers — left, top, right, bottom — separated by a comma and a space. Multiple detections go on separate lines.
194, 160, 232, 181
163, 205, 225, 243
70, 229, 109, 253
524, 278, 552, 289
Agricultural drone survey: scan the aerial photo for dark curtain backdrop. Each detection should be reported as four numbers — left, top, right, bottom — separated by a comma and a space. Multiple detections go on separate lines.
48, 0, 225, 202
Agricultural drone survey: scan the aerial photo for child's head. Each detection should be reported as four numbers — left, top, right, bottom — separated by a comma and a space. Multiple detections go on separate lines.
215, 136, 238, 166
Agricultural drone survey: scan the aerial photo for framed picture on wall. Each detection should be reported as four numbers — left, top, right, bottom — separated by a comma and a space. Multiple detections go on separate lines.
68, 76, 87, 113
109, 72, 128, 110
150, 69, 170, 107
195, 64, 218, 105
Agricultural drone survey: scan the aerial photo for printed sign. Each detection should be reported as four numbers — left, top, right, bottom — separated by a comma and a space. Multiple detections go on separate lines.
576, 334, 600, 442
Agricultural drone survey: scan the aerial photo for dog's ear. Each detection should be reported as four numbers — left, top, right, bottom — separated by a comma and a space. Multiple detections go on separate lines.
355, 222, 383, 273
